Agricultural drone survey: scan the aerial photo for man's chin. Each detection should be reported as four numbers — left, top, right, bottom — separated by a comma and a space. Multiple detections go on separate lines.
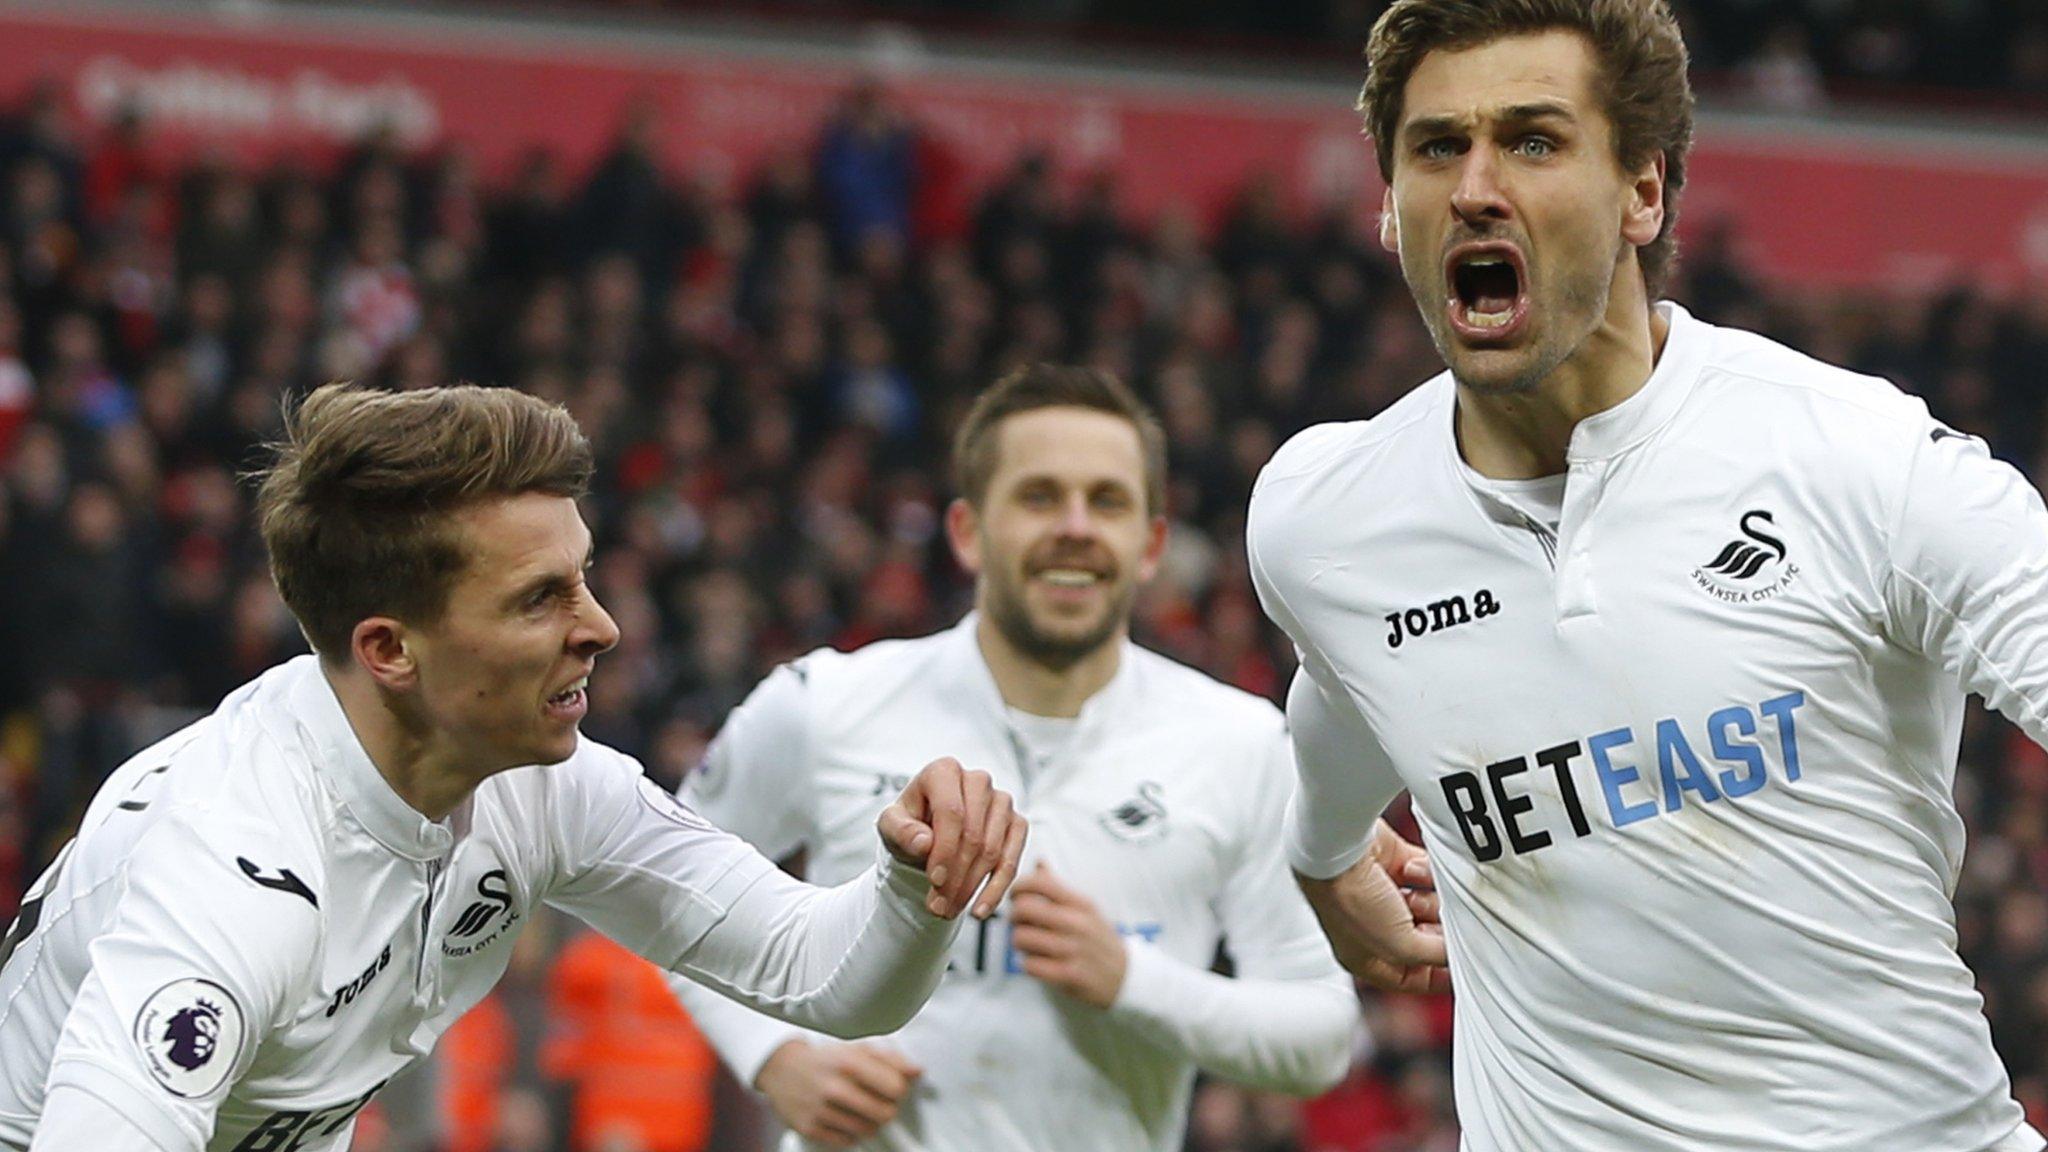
1008, 615, 1118, 670
1447, 341, 1561, 397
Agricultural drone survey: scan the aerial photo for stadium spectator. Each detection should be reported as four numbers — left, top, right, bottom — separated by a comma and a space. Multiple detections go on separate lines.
815, 81, 918, 259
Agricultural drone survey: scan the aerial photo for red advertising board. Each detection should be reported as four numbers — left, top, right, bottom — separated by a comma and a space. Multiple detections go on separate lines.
2, 4, 2046, 291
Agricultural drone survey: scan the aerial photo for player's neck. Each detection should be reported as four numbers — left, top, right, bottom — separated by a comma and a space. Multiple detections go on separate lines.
974, 614, 1123, 719
1454, 283, 1669, 480
325, 663, 482, 822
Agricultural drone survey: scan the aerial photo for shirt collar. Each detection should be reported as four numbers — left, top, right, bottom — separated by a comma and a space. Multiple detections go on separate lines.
1565, 300, 1708, 463
1439, 300, 1709, 470
282, 655, 456, 861
940, 612, 1140, 734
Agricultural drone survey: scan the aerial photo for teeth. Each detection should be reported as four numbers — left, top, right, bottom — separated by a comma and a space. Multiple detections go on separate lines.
1467, 308, 1514, 328
551, 677, 589, 703
1038, 569, 1099, 587
1464, 256, 1507, 267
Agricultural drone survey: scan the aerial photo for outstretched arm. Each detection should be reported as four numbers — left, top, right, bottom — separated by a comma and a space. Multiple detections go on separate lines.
554, 753, 1023, 1038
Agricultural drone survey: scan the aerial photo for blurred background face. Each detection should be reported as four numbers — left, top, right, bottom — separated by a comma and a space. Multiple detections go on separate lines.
953, 406, 1164, 671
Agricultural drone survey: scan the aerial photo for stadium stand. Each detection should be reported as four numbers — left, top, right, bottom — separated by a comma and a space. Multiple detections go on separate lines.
543, 0, 2048, 103
0, 36, 2043, 1149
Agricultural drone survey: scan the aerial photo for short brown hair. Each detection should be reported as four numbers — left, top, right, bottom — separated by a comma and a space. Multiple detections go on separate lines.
952, 364, 1167, 517
255, 382, 594, 658
1359, 0, 1694, 297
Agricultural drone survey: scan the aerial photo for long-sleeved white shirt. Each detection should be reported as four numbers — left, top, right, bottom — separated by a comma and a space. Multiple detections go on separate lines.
0, 655, 962, 1152
1248, 302, 2047, 1152
668, 617, 1358, 1152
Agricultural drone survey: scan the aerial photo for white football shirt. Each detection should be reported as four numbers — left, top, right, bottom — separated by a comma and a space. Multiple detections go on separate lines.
669, 617, 1358, 1152
1249, 302, 2047, 1152
0, 655, 963, 1152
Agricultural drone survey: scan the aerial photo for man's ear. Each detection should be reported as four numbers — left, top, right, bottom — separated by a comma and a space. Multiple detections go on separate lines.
945, 498, 984, 577
1379, 186, 1400, 254
1135, 515, 1168, 585
1623, 152, 1666, 250
351, 617, 416, 690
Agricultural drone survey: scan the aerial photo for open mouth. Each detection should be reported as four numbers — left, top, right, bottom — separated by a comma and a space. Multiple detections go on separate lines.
546, 675, 589, 713
1035, 568, 1105, 588
1445, 244, 1529, 341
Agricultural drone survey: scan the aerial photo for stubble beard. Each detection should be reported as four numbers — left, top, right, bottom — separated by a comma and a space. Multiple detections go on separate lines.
983, 566, 1133, 674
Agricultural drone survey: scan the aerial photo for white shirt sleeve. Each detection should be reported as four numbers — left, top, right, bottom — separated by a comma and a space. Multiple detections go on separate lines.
545, 746, 961, 1041
666, 660, 828, 1083
1105, 727, 1360, 1094
673, 846, 959, 1042
1276, 664, 1405, 881
664, 958, 813, 1087
40, 811, 319, 1152
1246, 470, 1407, 880
680, 660, 815, 859
1884, 421, 2048, 746
30, 1086, 173, 1152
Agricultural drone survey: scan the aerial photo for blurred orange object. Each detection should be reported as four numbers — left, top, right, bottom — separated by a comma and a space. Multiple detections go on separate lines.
542, 929, 718, 1152
438, 992, 515, 1152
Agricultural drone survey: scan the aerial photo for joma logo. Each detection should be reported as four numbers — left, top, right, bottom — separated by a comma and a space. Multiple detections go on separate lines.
1386, 589, 1501, 649
325, 944, 392, 1018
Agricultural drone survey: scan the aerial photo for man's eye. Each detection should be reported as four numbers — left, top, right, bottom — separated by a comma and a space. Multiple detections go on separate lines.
1514, 136, 1556, 158
1417, 139, 1458, 161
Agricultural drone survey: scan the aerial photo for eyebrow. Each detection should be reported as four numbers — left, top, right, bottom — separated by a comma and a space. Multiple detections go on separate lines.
1013, 473, 1139, 494
1402, 101, 1578, 143
1500, 101, 1577, 123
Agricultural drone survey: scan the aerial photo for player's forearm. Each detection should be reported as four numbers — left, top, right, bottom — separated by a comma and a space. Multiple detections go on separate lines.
672, 845, 960, 1039
663, 965, 815, 1085
1106, 945, 1358, 1095
1284, 669, 1405, 880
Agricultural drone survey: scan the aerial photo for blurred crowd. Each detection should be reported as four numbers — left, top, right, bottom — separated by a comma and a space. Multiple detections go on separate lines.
0, 67, 2043, 1151
574, 0, 2048, 102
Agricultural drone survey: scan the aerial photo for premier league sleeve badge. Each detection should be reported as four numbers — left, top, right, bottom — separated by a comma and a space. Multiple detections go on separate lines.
133, 977, 245, 1098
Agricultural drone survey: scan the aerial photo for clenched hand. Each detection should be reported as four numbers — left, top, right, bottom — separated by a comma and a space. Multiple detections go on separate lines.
1008, 863, 1127, 1009
877, 757, 1027, 920
755, 1038, 922, 1147
1295, 818, 1449, 994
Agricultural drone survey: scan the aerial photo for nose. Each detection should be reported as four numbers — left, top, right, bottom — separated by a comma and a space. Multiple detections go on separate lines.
1056, 493, 1096, 539
1450, 144, 1511, 226
574, 589, 622, 656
